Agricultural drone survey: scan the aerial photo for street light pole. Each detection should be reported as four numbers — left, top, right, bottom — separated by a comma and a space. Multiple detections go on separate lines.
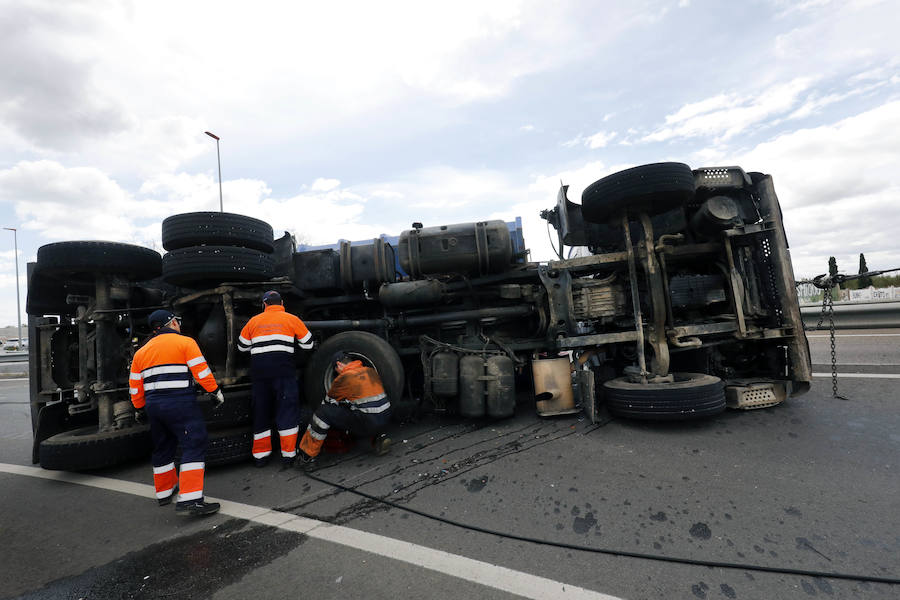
204, 131, 223, 212
3, 227, 21, 350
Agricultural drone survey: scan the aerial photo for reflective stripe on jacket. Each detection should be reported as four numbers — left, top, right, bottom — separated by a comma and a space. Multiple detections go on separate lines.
129, 329, 218, 408
238, 304, 312, 378
325, 361, 390, 414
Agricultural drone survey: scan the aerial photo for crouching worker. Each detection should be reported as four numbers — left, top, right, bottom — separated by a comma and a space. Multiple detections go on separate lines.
298, 353, 392, 466
129, 310, 224, 517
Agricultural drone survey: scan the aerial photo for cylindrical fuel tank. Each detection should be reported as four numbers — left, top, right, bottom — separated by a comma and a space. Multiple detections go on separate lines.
431, 352, 459, 399
293, 239, 396, 292
459, 355, 486, 417
339, 239, 396, 289
399, 220, 512, 278
379, 280, 446, 308
485, 355, 515, 418
532, 357, 577, 416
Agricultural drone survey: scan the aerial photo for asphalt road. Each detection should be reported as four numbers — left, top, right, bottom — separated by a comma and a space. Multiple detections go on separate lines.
1, 330, 898, 600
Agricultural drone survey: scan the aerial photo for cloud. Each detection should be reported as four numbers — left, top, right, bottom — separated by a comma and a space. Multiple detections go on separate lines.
0, 2, 131, 150
642, 78, 814, 143
310, 178, 341, 192
735, 100, 900, 276
562, 130, 618, 149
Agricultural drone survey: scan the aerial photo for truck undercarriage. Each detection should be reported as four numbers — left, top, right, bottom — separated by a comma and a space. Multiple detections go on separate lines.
27, 162, 812, 471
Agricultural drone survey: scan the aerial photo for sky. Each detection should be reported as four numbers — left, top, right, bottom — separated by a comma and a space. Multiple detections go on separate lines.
1, 0, 899, 328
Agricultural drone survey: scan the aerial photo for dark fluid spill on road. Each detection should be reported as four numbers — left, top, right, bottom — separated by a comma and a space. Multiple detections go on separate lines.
466, 477, 487, 492
12, 519, 305, 599
689, 522, 712, 540
572, 511, 597, 534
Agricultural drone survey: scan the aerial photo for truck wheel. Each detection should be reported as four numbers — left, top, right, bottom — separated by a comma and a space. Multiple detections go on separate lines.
603, 372, 725, 421
162, 245, 275, 286
39, 425, 152, 471
26, 269, 92, 316
581, 162, 695, 224
37, 241, 162, 281
162, 212, 275, 253
196, 427, 252, 467
199, 388, 252, 430
303, 331, 409, 422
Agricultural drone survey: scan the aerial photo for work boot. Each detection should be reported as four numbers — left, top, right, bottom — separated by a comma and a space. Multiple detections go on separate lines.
175, 500, 221, 517
372, 433, 392, 456
296, 449, 316, 471
281, 455, 296, 469
253, 456, 270, 468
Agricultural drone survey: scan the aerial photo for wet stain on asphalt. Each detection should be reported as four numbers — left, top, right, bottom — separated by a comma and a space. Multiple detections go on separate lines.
691, 581, 709, 598
465, 476, 487, 492
572, 511, 597, 534
720, 582, 737, 598
689, 522, 711, 540
13, 519, 304, 599
649, 511, 667, 522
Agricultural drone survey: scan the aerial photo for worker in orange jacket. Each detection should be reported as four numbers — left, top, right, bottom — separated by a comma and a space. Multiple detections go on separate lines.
130, 309, 223, 517
298, 352, 392, 466
238, 291, 313, 467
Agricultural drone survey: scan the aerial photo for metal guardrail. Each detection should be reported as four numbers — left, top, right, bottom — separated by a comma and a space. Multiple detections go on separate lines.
0, 352, 27, 363
801, 301, 900, 330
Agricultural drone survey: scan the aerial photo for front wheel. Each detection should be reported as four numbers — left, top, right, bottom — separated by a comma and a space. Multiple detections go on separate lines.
303, 331, 412, 422
602, 372, 725, 421
581, 162, 695, 224
39, 425, 152, 471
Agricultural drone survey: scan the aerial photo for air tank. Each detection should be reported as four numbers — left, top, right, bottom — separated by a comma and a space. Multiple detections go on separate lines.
398, 220, 512, 278
459, 355, 486, 417
379, 280, 447, 308
431, 352, 459, 398
485, 355, 515, 418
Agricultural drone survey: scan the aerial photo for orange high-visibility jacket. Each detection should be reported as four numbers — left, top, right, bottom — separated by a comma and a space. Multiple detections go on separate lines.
238, 304, 313, 378
129, 331, 218, 408
326, 360, 390, 414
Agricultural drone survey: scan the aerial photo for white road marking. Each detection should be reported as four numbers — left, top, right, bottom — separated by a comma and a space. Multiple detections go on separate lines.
807, 333, 900, 337
812, 372, 900, 379
0, 463, 623, 600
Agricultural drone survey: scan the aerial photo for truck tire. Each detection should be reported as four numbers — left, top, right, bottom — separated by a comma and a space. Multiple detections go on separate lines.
162, 245, 275, 286
303, 331, 410, 422
197, 427, 252, 467
39, 425, 152, 471
581, 162, 695, 224
26, 269, 92, 316
36, 241, 162, 281
603, 372, 725, 421
162, 212, 275, 253
198, 388, 252, 430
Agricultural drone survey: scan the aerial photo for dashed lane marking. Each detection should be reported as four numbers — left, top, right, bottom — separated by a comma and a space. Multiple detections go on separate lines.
0, 463, 623, 600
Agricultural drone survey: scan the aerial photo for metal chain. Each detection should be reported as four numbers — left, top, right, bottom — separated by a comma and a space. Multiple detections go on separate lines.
816, 285, 848, 400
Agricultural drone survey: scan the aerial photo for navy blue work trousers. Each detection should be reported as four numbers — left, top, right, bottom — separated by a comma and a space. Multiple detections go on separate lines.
252, 376, 300, 435
146, 397, 208, 467
312, 402, 392, 439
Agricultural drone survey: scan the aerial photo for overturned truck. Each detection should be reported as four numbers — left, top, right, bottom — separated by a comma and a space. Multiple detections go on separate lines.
27, 162, 812, 471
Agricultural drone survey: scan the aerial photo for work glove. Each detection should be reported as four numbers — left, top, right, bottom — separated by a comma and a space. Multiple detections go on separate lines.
134, 408, 146, 424
213, 389, 225, 409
